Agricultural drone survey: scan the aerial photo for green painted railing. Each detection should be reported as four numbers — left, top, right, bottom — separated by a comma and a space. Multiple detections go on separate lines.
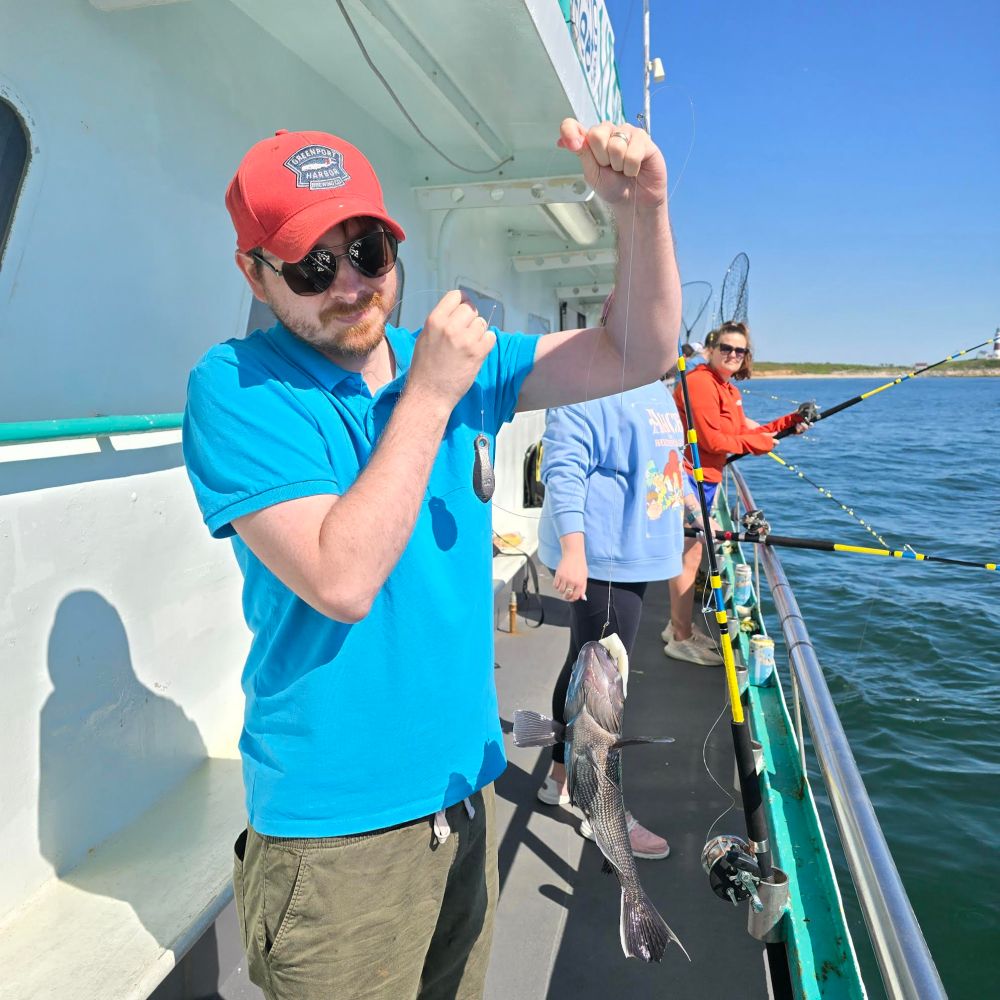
0, 414, 182, 446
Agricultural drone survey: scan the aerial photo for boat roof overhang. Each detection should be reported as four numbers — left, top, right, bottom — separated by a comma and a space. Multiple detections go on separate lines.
226, 0, 619, 304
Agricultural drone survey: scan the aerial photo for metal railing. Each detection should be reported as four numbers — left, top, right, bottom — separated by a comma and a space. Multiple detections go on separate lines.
731, 467, 947, 1000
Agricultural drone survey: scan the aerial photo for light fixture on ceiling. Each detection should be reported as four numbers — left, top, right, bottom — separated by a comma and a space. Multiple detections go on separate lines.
539, 200, 600, 246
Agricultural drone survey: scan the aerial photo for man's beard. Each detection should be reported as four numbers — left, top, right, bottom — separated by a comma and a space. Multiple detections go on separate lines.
272, 291, 392, 361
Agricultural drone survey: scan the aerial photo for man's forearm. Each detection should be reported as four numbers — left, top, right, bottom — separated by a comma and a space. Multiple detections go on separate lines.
606, 205, 680, 377
317, 385, 451, 616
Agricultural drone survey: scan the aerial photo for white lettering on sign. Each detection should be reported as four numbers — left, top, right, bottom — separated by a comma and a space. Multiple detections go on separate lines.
569, 0, 625, 124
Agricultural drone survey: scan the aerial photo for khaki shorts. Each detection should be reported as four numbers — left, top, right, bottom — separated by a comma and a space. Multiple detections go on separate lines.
232, 784, 497, 1000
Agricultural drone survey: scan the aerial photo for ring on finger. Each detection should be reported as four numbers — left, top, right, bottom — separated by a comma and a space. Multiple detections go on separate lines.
609, 129, 630, 145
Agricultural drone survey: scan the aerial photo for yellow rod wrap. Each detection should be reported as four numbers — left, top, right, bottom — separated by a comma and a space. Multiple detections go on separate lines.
687, 429, 698, 444
834, 544, 892, 557
859, 383, 894, 400
677, 356, 688, 372
720, 631, 744, 723
694, 468, 704, 482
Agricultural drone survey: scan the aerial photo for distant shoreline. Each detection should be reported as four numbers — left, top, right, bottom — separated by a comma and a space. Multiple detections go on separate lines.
752, 365, 1000, 380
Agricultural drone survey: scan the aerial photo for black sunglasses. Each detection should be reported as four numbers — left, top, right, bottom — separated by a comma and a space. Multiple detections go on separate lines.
251, 229, 398, 296
716, 343, 749, 358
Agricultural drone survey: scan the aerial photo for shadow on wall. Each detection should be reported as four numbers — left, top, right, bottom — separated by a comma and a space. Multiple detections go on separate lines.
38, 590, 211, 942
0, 441, 183, 498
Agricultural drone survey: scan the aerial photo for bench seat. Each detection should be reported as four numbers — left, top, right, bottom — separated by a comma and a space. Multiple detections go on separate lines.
0, 756, 245, 1000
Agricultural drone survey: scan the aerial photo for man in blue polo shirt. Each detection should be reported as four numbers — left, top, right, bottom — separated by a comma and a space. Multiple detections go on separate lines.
183, 119, 680, 999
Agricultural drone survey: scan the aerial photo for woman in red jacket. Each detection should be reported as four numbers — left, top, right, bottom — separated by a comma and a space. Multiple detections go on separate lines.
663, 321, 808, 664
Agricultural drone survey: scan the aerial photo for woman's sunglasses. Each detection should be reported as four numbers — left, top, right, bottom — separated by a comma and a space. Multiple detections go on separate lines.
716, 343, 749, 358
251, 229, 398, 296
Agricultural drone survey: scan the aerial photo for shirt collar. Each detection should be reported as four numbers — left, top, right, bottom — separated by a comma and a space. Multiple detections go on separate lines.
267, 322, 413, 391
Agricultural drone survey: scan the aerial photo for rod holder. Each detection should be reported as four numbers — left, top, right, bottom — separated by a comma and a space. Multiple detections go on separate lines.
733, 739, 764, 792
748, 866, 789, 943
736, 665, 749, 695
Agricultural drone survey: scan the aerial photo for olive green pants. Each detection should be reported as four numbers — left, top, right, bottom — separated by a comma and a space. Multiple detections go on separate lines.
232, 785, 497, 1000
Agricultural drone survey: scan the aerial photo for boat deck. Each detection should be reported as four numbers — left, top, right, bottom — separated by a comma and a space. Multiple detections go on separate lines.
486, 572, 768, 999
157, 571, 769, 1000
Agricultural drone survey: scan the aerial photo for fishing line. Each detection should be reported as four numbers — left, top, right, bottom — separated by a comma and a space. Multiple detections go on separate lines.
764, 451, 899, 550
650, 84, 698, 203
602, 163, 640, 639
702, 699, 737, 841
855, 578, 884, 656
741, 387, 804, 407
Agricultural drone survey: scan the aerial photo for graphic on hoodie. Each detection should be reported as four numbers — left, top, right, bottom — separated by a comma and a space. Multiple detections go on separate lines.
645, 449, 684, 520
643, 405, 685, 526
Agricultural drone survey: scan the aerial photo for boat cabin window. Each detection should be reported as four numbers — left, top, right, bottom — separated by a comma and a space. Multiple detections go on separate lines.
525, 313, 551, 336
558, 302, 587, 331
0, 100, 29, 268
458, 284, 505, 330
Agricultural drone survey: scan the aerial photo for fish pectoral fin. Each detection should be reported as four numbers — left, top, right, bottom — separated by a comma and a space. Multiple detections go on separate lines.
610, 736, 675, 750
512, 710, 565, 747
601, 857, 615, 876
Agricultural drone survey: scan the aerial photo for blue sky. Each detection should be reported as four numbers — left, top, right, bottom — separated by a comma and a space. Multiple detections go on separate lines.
604, 1, 999, 363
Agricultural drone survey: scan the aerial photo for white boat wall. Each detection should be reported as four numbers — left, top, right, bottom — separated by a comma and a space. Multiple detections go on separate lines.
0, 1, 622, 995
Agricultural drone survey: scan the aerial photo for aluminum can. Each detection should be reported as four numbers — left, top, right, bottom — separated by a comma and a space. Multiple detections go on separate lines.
733, 563, 754, 606
749, 635, 775, 686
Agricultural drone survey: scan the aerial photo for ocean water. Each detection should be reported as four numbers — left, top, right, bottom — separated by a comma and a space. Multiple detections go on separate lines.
739, 376, 1000, 999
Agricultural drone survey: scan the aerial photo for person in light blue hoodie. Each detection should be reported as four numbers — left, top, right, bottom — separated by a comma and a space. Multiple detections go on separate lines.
535, 377, 688, 858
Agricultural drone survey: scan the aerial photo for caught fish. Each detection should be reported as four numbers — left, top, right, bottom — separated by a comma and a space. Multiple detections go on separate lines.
514, 634, 688, 962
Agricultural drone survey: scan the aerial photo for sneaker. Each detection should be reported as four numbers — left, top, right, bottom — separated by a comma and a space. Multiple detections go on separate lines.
580, 813, 670, 860
664, 632, 723, 666
537, 775, 570, 806
660, 623, 718, 650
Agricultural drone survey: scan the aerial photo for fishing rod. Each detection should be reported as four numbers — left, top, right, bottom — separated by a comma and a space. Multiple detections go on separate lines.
674, 350, 777, 898
775, 338, 994, 437
727, 339, 994, 466
684, 523, 998, 573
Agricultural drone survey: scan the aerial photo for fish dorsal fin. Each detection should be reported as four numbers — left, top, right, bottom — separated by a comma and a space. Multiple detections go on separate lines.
599, 632, 629, 698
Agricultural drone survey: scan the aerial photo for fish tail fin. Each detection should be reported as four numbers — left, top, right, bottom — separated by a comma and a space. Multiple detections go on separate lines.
620, 888, 689, 963
512, 710, 565, 748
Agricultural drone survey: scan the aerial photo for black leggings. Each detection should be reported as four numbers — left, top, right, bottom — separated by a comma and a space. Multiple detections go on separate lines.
550, 578, 648, 764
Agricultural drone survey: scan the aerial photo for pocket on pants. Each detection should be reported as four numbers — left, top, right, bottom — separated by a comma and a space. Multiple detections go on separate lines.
262, 843, 309, 965
232, 829, 249, 952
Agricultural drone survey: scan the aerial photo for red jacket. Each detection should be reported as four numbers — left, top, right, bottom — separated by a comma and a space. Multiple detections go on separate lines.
673, 365, 799, 482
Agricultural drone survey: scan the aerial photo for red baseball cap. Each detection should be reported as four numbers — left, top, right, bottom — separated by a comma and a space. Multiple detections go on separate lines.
225, 129, 405, 262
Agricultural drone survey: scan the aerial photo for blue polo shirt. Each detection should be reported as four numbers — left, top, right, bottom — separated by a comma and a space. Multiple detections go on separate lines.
183, 322, 538, 836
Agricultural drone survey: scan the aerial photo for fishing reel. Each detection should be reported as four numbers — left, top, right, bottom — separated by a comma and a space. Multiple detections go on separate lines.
702, 835, 764, 912
796, 400, 820, 425
741, 508, 770, 540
